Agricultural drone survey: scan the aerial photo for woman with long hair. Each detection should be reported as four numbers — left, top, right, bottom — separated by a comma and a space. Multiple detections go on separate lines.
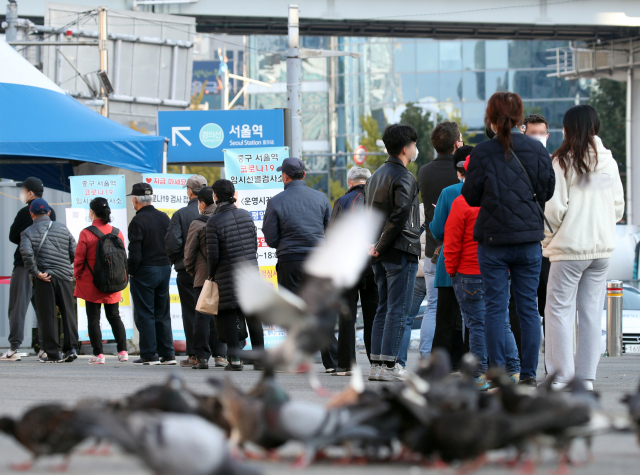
462, 92, 555, 387
543, 105, 624, 390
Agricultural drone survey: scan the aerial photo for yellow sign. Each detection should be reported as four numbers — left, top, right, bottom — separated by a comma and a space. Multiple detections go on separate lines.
77, 285, 131, 307
259, 265, 278, 290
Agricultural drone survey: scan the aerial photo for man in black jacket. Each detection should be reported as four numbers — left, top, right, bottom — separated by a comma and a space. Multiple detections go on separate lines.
364, 124, 421, 382
3, 177, 56, 361
165, 174, 207, 368
127, 183, 175, 366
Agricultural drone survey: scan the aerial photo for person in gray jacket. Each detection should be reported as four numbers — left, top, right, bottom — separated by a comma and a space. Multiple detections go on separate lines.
20, 199, 78, 363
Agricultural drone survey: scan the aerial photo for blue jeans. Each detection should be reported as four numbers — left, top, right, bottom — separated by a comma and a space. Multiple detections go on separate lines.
371, 253, 418, 362
478, 242, 541, 379
397, 276, 426, 367
419, 260, 438, 358
130, 265, 174, 360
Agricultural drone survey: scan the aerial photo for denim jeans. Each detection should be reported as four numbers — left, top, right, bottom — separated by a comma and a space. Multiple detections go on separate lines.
478, 242, 541, 379
397, 276, 426, 367
451, 274, 489, 376
130, 265, 174, 360
371, 253, 418, 362
419, 260, 438, 358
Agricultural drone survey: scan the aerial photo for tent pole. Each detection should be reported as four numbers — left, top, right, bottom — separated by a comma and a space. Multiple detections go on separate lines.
163, 139, 169, 173
98, 7, 109, 117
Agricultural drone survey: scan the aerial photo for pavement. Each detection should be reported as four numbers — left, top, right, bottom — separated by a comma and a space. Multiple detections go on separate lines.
0, 350, 639, 474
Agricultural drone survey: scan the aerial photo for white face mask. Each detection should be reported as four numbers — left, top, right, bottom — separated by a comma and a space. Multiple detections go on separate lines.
410, 148, 419, 163
530, 135, 547, 148
19, 191, 28, 204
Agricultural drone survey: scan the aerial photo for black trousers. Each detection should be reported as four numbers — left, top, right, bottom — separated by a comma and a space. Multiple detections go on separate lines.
276, 259, 338, 370
33, 276, 78, 357
538, 256, 551, 335
176, 272, 197, 356
85, 302, 127, 356
192, 287, 227, 359
432, 286, 465, 368
338, 268, 378, 368
219, 307, 264, 358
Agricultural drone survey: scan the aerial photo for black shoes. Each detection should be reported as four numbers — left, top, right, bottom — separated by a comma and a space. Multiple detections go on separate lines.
159, 355, 177, 365
192, 358, 209, 369
63, 349, 78, 363
253, 361, 264, 371
518, 377, 538, 388
132, 355, 160, 365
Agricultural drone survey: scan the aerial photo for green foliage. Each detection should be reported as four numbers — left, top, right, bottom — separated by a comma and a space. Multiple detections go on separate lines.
359, 115, 386, 172
329, 177, 347, 203
400, 102, 435, 171
588, 78, 626, 170
447, 108, 477, 145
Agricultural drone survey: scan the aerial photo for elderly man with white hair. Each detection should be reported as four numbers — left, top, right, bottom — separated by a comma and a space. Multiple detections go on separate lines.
127, 182, 175, 366
329, 166, 379, 376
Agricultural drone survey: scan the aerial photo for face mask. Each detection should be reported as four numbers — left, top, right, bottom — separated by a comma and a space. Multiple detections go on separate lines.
530, 135, 547, 148
410, 148, 419, 163
19, 191, 28, 204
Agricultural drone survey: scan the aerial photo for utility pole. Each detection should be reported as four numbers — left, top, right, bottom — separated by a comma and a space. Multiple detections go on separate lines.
5, 1, 18, 45
285, 4, 360, 161
98, 6, 109, 117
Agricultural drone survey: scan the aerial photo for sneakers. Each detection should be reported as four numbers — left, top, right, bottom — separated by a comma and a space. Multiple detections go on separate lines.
88, 354, 105, 365
160, 355, 177, 365
518, 377, 537, 388
132, 355, 160, 365
332, 367, 352, 376
180, 355, 197, 367
0, 350, 21, 361
225, 359, 243, 371
38, 350, 47, 360
368, 364, 381, 381
325, 368, 336, 374
40, 352, 64, 363
118, 351, 128, 362
192, 358, 209, 369
378, 363, 410, 382
475, 374, 490, 391
214, 357, 228, 367
510, 373, 520, 384
63, 349, 78, 363
583, 380, 594, 391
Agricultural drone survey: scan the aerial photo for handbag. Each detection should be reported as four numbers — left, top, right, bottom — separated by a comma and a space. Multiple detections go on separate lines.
215, 310, 249, 344
431, 244, 442, 264
510, 148, 553, 233
196, 279, 219, 315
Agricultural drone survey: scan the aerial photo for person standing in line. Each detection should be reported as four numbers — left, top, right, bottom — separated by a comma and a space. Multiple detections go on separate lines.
462, 92, 555, 388
127, 183, 175, 366
184, 186, 228, 370
165, 175, 208, 368
329, 166, 379, 376
416, 122, 464, 359
2, 177, 56, 361
364, 124, 420, 382
262, 157, 338, 372
206, 180, 264, 371
428, 145, 474, 368
20, 199, 78, 363
396, 202, 426, 369
543, 105, 624, 391
73, 197, 129, 365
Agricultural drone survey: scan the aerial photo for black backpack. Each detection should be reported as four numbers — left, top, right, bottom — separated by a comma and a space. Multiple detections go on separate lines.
85, 226, 128, 293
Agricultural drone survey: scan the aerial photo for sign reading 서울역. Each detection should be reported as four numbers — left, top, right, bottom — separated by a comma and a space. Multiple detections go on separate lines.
158, 109, 285, 164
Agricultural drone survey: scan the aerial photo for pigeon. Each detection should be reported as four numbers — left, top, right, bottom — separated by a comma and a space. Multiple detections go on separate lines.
622, 380, 640, 444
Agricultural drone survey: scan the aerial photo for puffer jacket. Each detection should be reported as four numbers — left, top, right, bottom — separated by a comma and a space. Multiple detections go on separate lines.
364, 155, 420, 258
206, 201, 258, 311
330, 184, 365, 223
462, 130, 555, 245
20, 215, 76, 281
165, 198, 200, 273
184, 203, 216, 288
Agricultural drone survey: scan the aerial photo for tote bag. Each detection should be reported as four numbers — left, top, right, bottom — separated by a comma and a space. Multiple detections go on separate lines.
196, 279, 219, 315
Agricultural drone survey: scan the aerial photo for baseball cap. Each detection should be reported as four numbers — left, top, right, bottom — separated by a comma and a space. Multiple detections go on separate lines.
276, 157, 305, 176
17, 177, 44, 194
127, 182, 153, 196
29, 198, 50, 215
183, 174, 207, 191
455, 156, 471, 170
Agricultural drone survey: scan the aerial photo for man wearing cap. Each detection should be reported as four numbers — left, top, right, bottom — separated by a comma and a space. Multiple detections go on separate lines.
3, 177, 56, 361
127, 183, 175, 366
262, 157, 338, 371
165, 174, 208, 368
20, 199, 78, 363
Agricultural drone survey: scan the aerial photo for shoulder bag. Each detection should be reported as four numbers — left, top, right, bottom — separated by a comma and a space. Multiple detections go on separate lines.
510, 148, 553, 234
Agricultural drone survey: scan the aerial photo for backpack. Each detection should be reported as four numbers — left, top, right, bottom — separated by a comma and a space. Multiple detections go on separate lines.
85, 226, 128, 293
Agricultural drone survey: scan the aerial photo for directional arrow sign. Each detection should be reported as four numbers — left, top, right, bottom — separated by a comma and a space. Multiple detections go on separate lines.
172, 126, 191, 146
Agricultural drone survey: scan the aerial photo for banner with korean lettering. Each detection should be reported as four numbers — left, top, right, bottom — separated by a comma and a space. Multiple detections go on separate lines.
141, 173, 193, 340
68, 176, 134, 341
223, 146, 288, 349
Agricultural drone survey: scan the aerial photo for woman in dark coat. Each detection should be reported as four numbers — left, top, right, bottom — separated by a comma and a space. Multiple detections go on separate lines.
206, 179, 264, 371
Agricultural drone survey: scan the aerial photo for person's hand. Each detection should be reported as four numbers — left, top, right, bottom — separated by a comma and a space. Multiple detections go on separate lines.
37, 272, 51, 282
367, 244, 379, 257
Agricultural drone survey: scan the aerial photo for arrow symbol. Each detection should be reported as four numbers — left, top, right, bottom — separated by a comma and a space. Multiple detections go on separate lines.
172, 126, 191, 146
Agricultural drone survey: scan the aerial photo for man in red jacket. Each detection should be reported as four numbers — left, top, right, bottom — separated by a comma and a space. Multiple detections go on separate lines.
444, 156, 520, 390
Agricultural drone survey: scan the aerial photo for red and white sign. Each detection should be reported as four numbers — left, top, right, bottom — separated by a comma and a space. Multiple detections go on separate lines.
354, 145, 367, 165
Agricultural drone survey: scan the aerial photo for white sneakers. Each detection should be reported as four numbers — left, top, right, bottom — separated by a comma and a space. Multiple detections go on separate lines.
88, 354, 106, 365
368, 364, 382, 381
118, 351, 129, 362
551, 380, 594, 391
0, 350, 21, 361
369, 363, 409, 382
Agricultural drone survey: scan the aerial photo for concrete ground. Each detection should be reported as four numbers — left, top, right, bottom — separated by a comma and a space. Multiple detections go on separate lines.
0, 350, 639, 474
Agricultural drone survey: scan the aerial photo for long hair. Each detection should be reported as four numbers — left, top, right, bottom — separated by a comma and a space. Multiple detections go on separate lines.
485, 92, 524, 158
552, 104, 600, 176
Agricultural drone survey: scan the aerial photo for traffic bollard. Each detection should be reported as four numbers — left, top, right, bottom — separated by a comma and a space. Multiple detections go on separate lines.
606, 280, 623, 357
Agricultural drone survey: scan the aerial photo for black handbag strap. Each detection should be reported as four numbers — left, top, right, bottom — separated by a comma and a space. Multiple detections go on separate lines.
510, 148, 553, 234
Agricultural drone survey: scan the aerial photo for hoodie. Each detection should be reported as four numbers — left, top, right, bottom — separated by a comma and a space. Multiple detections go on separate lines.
542, 135, 625, 262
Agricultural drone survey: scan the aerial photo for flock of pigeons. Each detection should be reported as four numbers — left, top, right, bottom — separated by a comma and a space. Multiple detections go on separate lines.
2, 210, 640, 474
